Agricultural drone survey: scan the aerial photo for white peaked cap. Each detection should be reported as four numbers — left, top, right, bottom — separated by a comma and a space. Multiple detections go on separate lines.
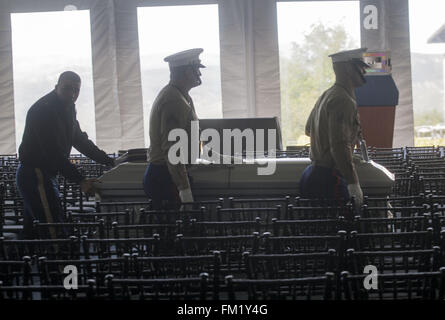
164, 48, 206, 68
329, 47, 370, 67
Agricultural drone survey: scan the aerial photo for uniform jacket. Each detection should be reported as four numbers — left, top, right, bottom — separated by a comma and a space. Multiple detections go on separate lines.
305, 84, 361, 184
18, 90, 114, 183
147, 83, 198, 191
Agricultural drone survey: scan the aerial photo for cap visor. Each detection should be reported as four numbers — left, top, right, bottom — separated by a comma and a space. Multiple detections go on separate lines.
198, 63, 206, 68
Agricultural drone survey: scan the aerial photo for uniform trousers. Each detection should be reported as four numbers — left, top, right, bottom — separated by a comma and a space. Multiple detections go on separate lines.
299, 164, 349, 204
142, 163, 181, 210
16, 163, 66, 239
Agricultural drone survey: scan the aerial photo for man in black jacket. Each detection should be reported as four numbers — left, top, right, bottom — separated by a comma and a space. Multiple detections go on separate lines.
16, 71, 115, 239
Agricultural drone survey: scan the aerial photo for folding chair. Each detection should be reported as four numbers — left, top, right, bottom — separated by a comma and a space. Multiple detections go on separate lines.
112, 221, 182, 241
345, 247, 441, 275
361, 204, 427, 219
0, 256, 35, 299
33, 220, 105, 239
81, 235, 162, 259
38, 255, 129, 290
139, 207, 210, 224
287, 205, 354, 220
1, 237, 81, 260
262, 230, 347, 255
224, 272, 335, 300
133, 252, 221, 299
353, 215, 431, 234
271, 217, 346, 236
180, 198, 225, 219
228, 196, 291, 219
185, 218, 267, 237
419, 177, 445, 195
243, 251, 337, 280
95, 201, 152, 214
348, 229, 434, 251
341, 268, 445, 300
105, 273, 210, 300
175, 234, 260, 278
0, 280, 96, 300
216, 206, 281, 222
67, 210, 130, 239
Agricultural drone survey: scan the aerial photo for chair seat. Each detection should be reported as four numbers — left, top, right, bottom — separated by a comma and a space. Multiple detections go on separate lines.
4, 219, 17, 225
66, 206, 96, 213
3, 225, 23, 232
2, 232, 18, 240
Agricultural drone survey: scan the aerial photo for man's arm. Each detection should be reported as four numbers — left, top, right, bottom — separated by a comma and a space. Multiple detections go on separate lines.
305, 107, 316, 137
72, 120, 115, 167
327, 100, 358, 184
160, 102, 191, 192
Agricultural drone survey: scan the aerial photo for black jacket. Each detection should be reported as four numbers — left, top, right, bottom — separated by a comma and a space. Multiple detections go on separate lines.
18, 90, 114, 183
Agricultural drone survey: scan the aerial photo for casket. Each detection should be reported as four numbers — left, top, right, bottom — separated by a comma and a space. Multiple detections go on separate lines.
97, 151, 394, 202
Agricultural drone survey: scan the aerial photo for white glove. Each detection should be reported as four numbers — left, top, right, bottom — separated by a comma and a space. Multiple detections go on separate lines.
179, 188, 194, 203
347, 183, 363, 208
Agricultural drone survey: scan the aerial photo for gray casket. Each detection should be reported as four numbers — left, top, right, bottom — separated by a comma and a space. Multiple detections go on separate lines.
97, 155, 394, 202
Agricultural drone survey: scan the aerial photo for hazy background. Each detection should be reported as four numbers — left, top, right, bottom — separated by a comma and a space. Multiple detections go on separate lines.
10, 0, 445, 152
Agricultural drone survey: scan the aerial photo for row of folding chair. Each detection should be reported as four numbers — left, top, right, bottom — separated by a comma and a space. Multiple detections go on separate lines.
13, 213, 445, 252
1, 273, 334, 300
36, 214, 445, 244
3, 227, 444, 260
3, 253, 445, 300
0, 236, 163, 260
54, 215, 348, 239
3, 193, 442, 241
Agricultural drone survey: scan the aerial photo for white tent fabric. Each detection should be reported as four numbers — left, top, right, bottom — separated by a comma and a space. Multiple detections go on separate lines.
90, 0, 145, 152
219, 0, 251, 118
0, 0, 415, 154
90, 0, 123, 152
252, 1, 281, 119
219, 0, 281, 119
388, 0, 415, 147
0, 7, 16, 154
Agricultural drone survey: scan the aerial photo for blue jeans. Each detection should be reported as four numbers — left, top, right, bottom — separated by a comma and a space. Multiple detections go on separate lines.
299, 164, 349, 203
16, 163, 66, 239
142, 163, 181, 210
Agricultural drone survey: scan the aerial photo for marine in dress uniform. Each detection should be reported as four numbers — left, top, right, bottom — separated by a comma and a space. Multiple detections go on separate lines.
300, 48, 370, 207
143, 48, 204, 209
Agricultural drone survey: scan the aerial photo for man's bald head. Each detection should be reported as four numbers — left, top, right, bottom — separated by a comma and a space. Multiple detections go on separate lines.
57, 71, 81, 84
55, 71, 81, 105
